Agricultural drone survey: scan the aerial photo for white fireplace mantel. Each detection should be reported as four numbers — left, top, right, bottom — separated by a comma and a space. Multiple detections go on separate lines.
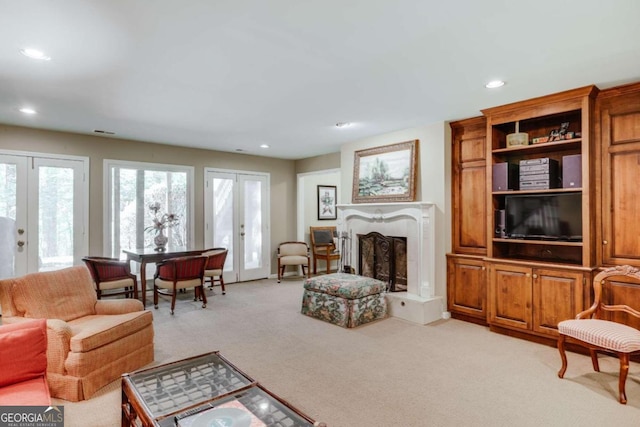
336, 202, 443, 324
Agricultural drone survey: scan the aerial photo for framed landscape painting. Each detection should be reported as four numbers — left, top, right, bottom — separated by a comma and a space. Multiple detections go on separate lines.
317, 185, 337, 220
352, 140, 418, 203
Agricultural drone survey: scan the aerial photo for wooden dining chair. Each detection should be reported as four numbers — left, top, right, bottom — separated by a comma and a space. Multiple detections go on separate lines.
557, 265, 640, 404
82, 256, 138, 300
202, 247, 228, 295
309, 226, 340, 275
153, 255, 207, 314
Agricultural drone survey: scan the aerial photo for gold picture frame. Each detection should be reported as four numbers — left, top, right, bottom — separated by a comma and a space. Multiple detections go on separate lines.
352, 139, 419, 203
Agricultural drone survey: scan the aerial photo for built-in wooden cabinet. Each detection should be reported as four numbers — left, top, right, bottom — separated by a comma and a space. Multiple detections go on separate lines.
448, 117, 487, 322
446, 254, 486, 324
487, 261, 588, 338
596, 82, 640, 267
450, 116, 487, 255
482, 86, 598, 268
448, 82, 640, 344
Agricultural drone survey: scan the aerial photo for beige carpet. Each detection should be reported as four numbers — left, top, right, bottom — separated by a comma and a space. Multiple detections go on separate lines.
55, 277, 640, 426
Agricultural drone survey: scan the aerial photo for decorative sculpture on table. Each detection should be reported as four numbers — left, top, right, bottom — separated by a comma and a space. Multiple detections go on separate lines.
146, 202, 179, 251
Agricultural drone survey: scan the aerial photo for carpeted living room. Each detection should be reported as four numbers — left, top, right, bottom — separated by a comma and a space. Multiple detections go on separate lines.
2, 2, 640, 427
53, 279, 640, 426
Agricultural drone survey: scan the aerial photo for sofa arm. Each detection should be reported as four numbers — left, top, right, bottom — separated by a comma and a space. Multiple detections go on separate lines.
95, 299, 144, 315
45, 319, 72, 374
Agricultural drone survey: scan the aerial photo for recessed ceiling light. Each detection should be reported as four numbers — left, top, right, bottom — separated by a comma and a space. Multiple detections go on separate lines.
336, 122, 351, 128
20, 48, 51, 61
485, 80, 505, 89
19, 107, 37, 115
260, 144, 269, 149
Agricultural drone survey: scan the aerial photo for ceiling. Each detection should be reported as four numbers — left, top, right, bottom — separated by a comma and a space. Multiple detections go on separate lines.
1, 1, 639, 160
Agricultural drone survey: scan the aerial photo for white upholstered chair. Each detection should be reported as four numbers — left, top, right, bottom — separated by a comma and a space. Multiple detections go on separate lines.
277, 241, 310, 283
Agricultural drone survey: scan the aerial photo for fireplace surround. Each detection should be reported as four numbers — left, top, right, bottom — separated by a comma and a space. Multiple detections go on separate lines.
337, 202, 444, 324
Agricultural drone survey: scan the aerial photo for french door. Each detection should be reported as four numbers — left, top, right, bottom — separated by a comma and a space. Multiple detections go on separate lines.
204, 169, 270, 282
0, 152, 88, 279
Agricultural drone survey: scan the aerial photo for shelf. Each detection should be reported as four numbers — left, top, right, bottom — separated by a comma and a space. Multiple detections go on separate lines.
493, 139, 581, 155
493, 238, 582, 247
493, 188, 581, 196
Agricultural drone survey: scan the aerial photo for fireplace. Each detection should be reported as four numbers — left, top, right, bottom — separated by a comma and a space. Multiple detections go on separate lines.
358, 232, 407, 292
337, 202, 444, 324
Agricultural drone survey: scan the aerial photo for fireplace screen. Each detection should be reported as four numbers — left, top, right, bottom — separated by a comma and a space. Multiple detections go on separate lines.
358, 232, 407, 292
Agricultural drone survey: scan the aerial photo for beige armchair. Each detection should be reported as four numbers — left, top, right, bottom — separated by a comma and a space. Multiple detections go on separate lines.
0, 266, 154, 402
277, 241, 310, 283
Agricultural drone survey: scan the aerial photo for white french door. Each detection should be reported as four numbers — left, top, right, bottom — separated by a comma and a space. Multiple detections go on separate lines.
204, 169, 270, 282
0, 152, 88, 279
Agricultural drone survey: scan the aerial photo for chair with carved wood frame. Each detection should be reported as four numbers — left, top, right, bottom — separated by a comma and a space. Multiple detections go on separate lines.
310, 226, 340, 275
557, 265, 640, 404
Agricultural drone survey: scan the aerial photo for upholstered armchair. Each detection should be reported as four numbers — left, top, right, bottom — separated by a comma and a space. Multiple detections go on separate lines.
202, 248, 228, 295
0, 266, 154, 402
277, 241, 310, 283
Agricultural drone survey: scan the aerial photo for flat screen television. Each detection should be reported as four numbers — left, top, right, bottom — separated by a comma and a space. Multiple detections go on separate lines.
505, 193, 582, 241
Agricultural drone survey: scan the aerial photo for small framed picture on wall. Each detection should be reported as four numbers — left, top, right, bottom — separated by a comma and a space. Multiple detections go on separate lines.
317, 185, 337, 220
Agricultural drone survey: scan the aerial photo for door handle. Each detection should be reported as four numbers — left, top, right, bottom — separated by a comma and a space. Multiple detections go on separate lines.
17, 240, 25, 247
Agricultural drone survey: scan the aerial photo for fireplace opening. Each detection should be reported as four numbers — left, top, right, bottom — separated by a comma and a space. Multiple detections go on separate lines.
358, 231, 407, 292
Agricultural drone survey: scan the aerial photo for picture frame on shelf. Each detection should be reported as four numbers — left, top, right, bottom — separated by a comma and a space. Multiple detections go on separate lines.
352, 139, 418, 203
317, 185, 337, 220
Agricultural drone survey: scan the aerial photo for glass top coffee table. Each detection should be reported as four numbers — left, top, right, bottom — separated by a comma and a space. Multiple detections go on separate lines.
122, 352, 320, 427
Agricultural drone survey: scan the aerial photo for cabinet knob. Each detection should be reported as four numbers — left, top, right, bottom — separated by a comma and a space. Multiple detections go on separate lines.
526, 273, 531, 278
532, 273, 538, 279
482, 266, 486, 271
603, 240, 608, 245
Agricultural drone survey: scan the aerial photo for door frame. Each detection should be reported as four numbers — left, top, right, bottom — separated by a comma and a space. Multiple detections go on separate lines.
204, 167, 270, 283
0, 149, 89, 275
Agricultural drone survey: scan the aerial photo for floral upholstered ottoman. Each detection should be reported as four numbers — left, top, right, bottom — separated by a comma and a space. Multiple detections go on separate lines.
301, 273, 387, 328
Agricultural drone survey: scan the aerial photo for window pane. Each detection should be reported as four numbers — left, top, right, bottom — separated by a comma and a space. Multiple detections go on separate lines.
109, 162, 190, 258
244, 179, 262, 269
213, 178, 234, 272
38, 166, 74, 271
0, 163, 17, 278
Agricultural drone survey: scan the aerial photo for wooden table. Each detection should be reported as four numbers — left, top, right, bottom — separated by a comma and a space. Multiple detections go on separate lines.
123, 247, 204, 307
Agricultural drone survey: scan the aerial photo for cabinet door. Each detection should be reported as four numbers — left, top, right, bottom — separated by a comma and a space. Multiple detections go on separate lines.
451, 117, 487, 255
599, 85, 640, 266
447, 255, 486, 320
532, 268, 584, 337
488, 263, 532, 330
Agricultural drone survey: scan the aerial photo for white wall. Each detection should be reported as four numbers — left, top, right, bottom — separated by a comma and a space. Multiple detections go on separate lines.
297, 169, 341, 244
339, 122, 452, 305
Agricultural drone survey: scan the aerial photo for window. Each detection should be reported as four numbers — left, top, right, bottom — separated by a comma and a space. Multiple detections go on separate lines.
104, 160, 194, 258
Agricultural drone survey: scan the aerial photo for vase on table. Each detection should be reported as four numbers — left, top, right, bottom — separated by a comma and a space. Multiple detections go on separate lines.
154, 229, 168, 251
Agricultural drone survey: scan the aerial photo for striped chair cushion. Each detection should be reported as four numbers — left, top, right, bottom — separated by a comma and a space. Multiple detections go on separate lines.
558, 319, 640, 353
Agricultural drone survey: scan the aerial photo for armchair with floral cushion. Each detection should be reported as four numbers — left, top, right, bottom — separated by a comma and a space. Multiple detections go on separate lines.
0, 266, 154, 402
